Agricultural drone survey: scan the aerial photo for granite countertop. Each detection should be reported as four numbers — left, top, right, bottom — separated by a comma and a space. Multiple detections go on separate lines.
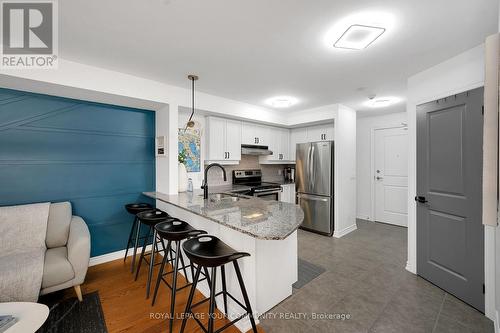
143, 190, 304, 240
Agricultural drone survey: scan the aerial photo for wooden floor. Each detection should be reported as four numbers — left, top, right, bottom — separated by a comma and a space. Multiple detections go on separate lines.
73, 255, 265, 333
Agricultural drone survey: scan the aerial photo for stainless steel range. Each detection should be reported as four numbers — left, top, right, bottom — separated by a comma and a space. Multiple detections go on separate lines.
232, 170, 282, 201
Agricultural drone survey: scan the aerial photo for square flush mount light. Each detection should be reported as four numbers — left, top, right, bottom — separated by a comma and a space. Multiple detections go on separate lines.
334, 24, 385, 50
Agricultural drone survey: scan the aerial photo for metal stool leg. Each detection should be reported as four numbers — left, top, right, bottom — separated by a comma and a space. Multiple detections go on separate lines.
180, 266, 201, 333
135, 226, 152, 281
169, 241, 181, 333
124, 216, 138, 261
146, 228, 159, 298
221, 265, 228, 317
177, 244, 190, 283
131, 217, 142, 273
152, 240, 171, 306
233, 260, 257, 333
203, 266, 217, 310
207, 267, 217, 333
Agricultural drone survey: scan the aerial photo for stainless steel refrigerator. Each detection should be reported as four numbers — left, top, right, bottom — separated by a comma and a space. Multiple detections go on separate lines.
296, 141, 334, 236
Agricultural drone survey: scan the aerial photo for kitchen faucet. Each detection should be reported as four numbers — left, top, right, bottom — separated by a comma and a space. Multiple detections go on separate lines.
201, 163, 227, 199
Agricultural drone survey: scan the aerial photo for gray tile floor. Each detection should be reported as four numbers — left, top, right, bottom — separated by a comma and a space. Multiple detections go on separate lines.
259, 219, 494, 333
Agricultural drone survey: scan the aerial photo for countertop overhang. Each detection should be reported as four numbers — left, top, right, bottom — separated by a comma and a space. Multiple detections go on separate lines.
143, 190, 304, 240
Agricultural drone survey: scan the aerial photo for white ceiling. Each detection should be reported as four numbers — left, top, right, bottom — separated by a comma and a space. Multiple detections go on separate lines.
60, 0, 498, 115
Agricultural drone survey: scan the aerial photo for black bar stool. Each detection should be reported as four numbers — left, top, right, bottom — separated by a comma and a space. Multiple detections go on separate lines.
134, 209, 172, 298
151, 220, 210, 333
180, 235, 258, 333
124, 203, 153, 273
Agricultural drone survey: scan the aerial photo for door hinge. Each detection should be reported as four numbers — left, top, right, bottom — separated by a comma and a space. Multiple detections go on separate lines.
482, 105, 484, 115
483, 283, 485, 294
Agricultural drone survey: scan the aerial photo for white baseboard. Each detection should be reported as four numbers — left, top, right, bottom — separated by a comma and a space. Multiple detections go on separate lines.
333, 224, 357, 238
405, 260, 416, 274
89, 245, 153, 267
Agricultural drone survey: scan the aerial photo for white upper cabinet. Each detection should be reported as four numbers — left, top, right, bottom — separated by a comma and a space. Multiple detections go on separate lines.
242, 122, 269, 145
290, 128, 307, 161
225, 119, 242, 161
279, 128, 290, 161
306, 124, 334, 142
206, 117, 241, 163
260, 127, 291, 163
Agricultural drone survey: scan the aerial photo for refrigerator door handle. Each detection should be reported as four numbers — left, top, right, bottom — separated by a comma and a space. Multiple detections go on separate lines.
307, 144, 312, 193
310, 144, 315, 188
298, 193, 329, 202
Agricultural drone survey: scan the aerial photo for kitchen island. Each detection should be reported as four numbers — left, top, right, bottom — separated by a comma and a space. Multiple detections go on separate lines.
143, 190, 303, 332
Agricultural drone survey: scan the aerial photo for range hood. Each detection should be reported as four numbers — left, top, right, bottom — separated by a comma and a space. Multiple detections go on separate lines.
241, 144, 273, 156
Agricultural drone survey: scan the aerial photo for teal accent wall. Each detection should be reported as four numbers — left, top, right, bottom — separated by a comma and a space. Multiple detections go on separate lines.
0, 88, 156, 256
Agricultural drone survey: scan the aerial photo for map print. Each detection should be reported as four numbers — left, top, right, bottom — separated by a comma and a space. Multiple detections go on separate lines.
178, 128, 201, 172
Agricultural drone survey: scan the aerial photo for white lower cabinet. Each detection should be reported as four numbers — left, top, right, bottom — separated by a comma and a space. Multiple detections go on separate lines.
280, 184, 296, 203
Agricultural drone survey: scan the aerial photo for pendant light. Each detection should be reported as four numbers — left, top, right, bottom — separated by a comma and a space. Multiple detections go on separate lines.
184, 74, 199, 130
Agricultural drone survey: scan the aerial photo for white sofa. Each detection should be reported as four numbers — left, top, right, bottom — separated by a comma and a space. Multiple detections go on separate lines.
40, 202, 91, 301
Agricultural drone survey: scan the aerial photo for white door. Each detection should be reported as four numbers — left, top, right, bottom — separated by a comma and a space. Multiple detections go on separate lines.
374, 127, 408, 226
225, 119, 242, 161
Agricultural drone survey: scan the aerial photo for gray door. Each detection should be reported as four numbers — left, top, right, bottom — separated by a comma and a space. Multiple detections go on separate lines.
297, 193, 333, 235
310, 141, 334, 196
417, 88, 484, 312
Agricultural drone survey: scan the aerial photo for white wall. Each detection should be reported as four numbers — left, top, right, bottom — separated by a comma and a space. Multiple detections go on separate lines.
406, 43, 495, 319
333, 105, 358, 237
356, 112, 407, 220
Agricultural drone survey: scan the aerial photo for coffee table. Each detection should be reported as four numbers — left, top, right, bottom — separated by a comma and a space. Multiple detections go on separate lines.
0, 302, 49, 333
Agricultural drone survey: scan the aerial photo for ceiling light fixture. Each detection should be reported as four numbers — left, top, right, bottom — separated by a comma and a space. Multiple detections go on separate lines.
265, 96, 298, 108
334, 24, 385, 50
323, 11, 396, 50
364, 96, 401, 108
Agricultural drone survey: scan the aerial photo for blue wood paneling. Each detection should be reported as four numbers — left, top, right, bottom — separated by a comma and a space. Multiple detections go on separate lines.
0, 88, 155, 256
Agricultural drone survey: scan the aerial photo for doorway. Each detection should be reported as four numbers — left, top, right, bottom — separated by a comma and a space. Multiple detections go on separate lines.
416, 87, 484, 312
373, 126, 409, 226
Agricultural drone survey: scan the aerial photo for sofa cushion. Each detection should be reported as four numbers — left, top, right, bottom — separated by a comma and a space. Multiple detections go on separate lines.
46, 202, 72, 248
42, 247, 74, 289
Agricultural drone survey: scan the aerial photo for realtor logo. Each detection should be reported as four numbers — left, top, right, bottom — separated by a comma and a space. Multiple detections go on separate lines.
1, 0, 58, 68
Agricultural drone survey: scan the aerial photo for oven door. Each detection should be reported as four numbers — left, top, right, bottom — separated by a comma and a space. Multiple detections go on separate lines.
253, 189, 281, 201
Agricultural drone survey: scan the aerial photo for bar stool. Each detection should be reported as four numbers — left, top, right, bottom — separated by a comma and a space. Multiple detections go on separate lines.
124, 203, 153, 273
134, 209, 171, 297
151, 220, 210, 333
180, 235, 258, 333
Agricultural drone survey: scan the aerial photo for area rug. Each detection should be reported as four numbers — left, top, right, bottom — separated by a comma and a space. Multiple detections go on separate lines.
37, 291, 107, 333
293, 258, 326, 289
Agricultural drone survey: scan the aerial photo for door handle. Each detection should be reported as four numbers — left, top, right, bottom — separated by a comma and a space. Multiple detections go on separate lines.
376, 176, 383, 180
415, 196, 428, 203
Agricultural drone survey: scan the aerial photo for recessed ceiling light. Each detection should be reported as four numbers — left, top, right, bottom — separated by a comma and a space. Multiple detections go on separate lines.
364, 97, 401, 108
266, 96, 298, 108
334, 25, 385, 50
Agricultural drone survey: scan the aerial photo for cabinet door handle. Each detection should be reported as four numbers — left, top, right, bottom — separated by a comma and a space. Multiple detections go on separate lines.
224, 152, 227, 159
228, 152, 230, 159
257, 137, 260, 144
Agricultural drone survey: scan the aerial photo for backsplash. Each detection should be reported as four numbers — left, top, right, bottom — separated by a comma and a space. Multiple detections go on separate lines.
206, 155, 292, 186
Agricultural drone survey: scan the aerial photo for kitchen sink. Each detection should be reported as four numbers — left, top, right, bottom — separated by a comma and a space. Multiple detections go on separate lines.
204, 193, 249, 203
